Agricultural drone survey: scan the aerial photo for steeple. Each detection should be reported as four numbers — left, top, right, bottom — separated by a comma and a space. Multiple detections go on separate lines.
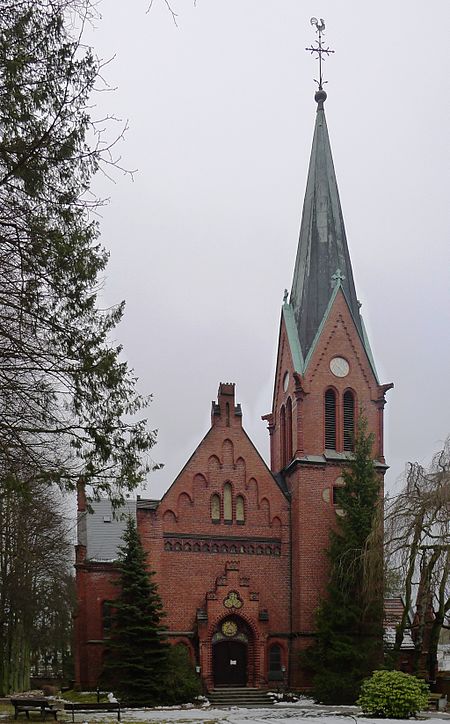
289, 89, 364, 361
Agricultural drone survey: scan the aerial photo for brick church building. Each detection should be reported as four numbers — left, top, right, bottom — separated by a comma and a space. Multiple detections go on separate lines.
74, 87, 393, 691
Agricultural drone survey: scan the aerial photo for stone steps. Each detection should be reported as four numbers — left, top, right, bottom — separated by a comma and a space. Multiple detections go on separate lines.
208, 687, 274, 707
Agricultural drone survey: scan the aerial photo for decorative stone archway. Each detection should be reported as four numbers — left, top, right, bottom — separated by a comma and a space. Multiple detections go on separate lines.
197, 561, 269, 691
212, 615, 253, 687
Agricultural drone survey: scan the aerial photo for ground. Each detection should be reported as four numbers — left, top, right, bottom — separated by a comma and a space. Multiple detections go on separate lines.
2, 699, 450, 724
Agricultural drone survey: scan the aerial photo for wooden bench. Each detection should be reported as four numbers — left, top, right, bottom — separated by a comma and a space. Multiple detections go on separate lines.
428, 692, 447, 711
11, 698, 58, 720
63, 701, 121, 722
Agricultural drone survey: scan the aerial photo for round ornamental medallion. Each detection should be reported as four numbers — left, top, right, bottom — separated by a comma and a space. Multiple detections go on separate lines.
222, 620, 238, 637
329, 356, 350, 378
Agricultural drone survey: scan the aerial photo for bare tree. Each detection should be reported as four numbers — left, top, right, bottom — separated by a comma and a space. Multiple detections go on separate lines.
0, 470, 74, 694
385, 437, 450, 679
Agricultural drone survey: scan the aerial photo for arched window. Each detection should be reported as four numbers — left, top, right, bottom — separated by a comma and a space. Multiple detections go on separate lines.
236, 495, 245, 524
286, 397, 293, 463
211, 494, 220, 523
343, 390, 355, 451
280, 405, 286, 468
324, 389, 337, 449
332, 477, 345, 507
268, 643, 283, 680
223, 483, 232, 523
102, 601, 112, 637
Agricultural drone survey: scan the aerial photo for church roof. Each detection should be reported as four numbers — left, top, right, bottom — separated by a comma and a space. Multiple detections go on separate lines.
289, 90, 365, 362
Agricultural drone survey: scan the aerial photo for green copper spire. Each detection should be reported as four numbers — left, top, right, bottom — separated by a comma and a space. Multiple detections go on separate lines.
289, 91, 363, 359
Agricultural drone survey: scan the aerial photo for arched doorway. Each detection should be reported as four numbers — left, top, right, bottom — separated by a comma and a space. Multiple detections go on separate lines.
212, 616, 252, 687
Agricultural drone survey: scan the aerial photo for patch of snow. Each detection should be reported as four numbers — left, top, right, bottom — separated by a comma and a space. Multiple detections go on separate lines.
273, 697, 316, 706
60, 704, 450, 724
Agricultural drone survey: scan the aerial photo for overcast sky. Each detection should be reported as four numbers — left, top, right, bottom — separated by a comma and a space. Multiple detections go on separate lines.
84, 0, 450, 500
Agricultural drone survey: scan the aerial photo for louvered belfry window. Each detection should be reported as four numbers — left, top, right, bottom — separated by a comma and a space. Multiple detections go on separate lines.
324, 389, 337, 449
343, 390, 355, 451
280, 405, 286, 468
286, 397, 293, 463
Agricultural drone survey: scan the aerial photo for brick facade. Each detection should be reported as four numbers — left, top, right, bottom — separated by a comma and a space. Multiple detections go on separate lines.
263, 290, 392, 687
75, 309, 391, 690
75, 383, 292, 690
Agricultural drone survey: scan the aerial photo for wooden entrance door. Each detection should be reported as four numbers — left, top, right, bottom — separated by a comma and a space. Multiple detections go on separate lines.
213, 640, 247, 687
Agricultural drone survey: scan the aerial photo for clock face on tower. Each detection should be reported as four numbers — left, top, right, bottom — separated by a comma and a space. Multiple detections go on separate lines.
330, 356, 350, 378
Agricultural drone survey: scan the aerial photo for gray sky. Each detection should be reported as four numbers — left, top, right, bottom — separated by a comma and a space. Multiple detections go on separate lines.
86, 0, 450, 500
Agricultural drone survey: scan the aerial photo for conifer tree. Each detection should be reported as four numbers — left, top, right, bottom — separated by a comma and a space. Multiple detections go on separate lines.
304, 415, 384, 704
0, 0, 156, 501
101, 517, 169, 705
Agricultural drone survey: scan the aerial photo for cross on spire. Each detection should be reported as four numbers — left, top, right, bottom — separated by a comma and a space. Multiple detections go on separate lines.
331, 268, 346, 286
305, 17, 335, 90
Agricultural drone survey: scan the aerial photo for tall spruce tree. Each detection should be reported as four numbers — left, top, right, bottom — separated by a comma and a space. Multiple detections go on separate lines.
102, 516, 169, 705
304, 415, 384, 703
0, 0, 156, 501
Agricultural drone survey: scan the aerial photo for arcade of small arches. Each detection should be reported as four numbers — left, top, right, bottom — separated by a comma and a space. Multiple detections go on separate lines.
162, 537, 281, 557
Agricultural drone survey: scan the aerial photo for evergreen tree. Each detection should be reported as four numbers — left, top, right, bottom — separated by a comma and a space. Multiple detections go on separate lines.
303, 415, 384, 703
101, 517, 169, 705
164, 644, 202, 705
0, 0, 156, 501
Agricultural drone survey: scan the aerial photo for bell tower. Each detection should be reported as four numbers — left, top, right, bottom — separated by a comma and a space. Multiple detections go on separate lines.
263, 73, 393, 684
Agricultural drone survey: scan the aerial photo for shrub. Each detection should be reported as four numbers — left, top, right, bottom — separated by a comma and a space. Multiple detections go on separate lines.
357, 670, 429, 718
309, 665, 365, 704
162, 644, 202, 705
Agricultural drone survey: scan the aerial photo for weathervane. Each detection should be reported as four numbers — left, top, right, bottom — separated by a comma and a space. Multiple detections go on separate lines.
305, 18, 335, 90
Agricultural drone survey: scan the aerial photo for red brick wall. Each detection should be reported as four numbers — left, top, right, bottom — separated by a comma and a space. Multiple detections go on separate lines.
269, 291, 386, 470
139, 384, 291, 688
75, 384, 292, 690
74, 555, 119, 688
75, 293, 389, 689
268, 290, 389, 687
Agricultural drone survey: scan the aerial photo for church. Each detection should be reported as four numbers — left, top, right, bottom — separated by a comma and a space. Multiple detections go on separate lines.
74, 83, 393, 692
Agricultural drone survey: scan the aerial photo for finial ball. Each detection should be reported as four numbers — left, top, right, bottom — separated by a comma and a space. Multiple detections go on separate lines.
315, 88, 327, 104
